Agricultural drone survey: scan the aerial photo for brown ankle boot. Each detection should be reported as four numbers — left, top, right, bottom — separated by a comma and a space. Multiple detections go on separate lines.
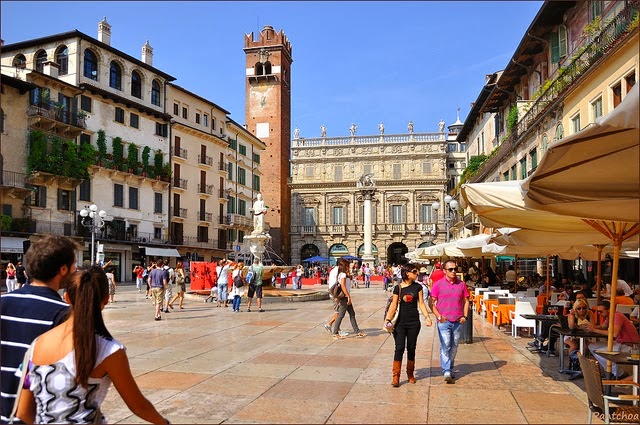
392, 360, 402, 387
407, 360, 416, 383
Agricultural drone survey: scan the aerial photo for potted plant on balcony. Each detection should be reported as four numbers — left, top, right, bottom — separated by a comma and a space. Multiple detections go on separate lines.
161, 162, 171, 182
111, 136, 124, 171
153, 150, 163, 179
27, 130, 47, 174
141, 146, 151, 177
78, 139, 96, 179
126, 142, 138, 174
96, 129, 107, 167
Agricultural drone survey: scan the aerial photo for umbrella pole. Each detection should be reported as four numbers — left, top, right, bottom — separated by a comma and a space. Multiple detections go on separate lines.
605, 225, 623, 374
594, 244, 604, 304
545, 255, 551, 302
514, 254, 518, 293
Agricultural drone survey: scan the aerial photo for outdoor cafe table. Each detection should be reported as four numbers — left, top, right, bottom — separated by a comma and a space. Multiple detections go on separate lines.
484, 299, 499, 323
552, 328, 606, 371
521, 314, 559, 343
594, 350, 640, 404
494, 304, 516, 327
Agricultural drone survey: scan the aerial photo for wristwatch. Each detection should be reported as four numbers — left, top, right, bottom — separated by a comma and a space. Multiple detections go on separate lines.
438, 315, 443, 322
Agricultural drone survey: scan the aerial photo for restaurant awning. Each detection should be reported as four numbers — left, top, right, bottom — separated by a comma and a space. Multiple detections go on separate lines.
1, 237, 28, 253
140, 247, 181, 257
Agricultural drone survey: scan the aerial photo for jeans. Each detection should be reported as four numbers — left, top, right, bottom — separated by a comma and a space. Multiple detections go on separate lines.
589, 341, 630, 377
364, 276, 370, 288
136, 277, 144, 290
332, 298, 360, 335
232, 295, 241, 311
437, 320, 462, 374
218, 283, 228, 301
393, 321, 421, 361
6, 278, 16, 292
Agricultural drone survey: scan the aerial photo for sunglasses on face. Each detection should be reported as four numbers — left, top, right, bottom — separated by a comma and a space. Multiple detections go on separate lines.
446, 268, 456, 272
575, 307, 587, 310
410, 269, 418, 274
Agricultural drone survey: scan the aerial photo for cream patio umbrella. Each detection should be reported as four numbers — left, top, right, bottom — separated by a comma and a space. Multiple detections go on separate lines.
523, 85, 639, 371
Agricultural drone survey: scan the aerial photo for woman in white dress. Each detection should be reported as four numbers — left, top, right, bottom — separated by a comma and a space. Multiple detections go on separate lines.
15, 266, 169, 424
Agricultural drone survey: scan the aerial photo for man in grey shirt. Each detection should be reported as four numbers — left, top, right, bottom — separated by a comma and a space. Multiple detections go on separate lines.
246, 258, 265, 312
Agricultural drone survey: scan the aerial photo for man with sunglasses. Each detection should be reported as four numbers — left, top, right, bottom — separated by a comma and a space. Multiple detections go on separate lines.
429, 260, 469, 383
586, 300, 639, 379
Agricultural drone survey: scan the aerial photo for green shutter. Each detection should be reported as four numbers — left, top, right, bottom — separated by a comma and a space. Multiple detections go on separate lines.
550, 32, 560, 64
558, 25, 567, 58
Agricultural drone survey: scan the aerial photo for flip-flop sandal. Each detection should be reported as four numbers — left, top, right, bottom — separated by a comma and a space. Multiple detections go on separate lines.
332, 334, 345, 340
355, 333, 367, 338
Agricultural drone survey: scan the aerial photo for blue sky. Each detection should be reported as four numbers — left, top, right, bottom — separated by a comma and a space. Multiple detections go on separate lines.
1, 1, 542, 137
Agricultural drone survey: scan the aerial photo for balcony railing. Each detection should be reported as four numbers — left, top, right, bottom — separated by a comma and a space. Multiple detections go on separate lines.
198, 154, 213, 166
1, 171, 29, 188
227, 214, 252, 228
198, 212, 213, 222
180, 235, 217, 249
173, 147, 188, 159
471, 1, 639, 182
173, 178, 188, 190
301, 225, 316, 235
198, 183, 214, 195
219, 215, 230, 225
218, 162, 228, 172
27, 101, 87, 129
170, 207, 188, 218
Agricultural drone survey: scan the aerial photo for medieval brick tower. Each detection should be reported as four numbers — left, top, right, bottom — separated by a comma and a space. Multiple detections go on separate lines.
244, 25, 292, 262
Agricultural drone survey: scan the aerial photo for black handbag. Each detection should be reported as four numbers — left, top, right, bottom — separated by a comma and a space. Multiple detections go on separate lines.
234, 273, 245, 288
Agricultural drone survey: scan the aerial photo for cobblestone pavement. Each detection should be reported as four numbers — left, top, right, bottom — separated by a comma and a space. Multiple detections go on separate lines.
99, 283, 599, 424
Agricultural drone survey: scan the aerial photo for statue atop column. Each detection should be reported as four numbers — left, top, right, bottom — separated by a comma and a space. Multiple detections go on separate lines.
250, 193, 269, 236
357, 173, 376, 188
378, 122, 385, 135
293, 126, 300, 139
438, 118, 445, 133
408, 121, 414, 134
320, 124, 327, 138
349, 123, 358, 136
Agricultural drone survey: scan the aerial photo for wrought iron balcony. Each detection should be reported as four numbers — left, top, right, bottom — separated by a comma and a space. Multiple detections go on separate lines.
218, 161, 228, 172
198, 154, 213, 166
198, 183, 214, 195
27, 101, 86, 137
170, 207, 188, 218
173, 178, 188, 190
227, 214, 252, 228
173, 147, 188, 159
198, 212, 213, 222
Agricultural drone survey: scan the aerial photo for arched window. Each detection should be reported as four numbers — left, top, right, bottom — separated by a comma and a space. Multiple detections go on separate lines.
109, 61, 122, 90
35, 50, 47, 72
255, 62, 264, 76
131, 71, 142, 98
12, 54, 26, 68
264, 61, 272, 75
541, 133, 548, 152
300, 244, 320, 261
84, 49, 98, 80
151, 80, 161, 106
555, 123, 564, 141
55, 45, 68, 75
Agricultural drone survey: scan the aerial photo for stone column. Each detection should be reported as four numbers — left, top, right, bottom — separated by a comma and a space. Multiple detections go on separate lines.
361, 189, 376, 262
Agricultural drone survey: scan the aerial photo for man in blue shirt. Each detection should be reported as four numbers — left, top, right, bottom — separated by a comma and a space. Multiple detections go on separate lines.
149, 260, 168, 321
0, 235, 77, 423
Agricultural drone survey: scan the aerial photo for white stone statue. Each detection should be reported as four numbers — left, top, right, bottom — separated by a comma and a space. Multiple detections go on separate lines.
408, 121, 414, 134
350, 123, 357, 136
293, 126, 300, 139
379, 122, 385, 135
250, 193, 268, 235
439, 118, 445, 133
320, 124, 327, 137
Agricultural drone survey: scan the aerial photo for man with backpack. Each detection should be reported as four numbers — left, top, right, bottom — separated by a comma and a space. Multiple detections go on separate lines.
245, 257, 265, 312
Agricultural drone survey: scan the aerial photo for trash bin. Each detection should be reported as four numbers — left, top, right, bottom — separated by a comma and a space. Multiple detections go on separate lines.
460, 309, 473, 344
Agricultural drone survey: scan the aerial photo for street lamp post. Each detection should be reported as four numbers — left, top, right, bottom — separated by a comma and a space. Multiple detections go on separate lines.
419, 228, 437, 247
80, 204, 107, 265
432, 195, 459, 243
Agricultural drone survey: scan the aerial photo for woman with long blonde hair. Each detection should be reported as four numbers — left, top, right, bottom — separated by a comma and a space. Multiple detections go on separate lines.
168, 262, 187, 309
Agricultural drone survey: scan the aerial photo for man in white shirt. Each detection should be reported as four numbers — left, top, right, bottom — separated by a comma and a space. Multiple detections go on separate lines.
605, 279, 634, 297
163, 265, 175, 313
324, 265, 345, 335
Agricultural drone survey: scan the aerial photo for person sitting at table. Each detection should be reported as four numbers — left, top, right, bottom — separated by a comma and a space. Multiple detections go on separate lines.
586, 300, 640, 379
558, 285, 573, 302
565, 298, 596, 354
605, 279, 634, 297
614, 288, 635, 305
